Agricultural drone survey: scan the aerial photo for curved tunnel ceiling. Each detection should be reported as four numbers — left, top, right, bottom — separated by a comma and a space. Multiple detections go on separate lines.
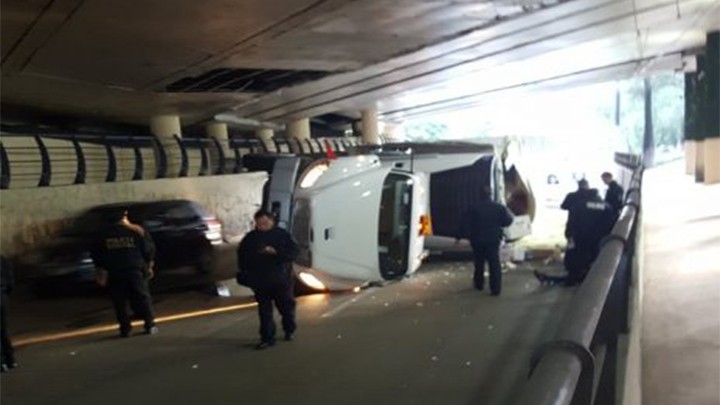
1, 0, 718, 128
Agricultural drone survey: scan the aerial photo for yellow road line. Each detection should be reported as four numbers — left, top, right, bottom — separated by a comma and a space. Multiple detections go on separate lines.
15, 302, 258, 347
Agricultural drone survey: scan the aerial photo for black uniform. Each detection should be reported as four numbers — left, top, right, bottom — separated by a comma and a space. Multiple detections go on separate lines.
237, 227, 298, 344
91, 223, 156, 335
563, 197, 615, 285
461, 200, 514, 295
604, 180, 625, 214
1, 256, 16, 371
561, 188, 594, 211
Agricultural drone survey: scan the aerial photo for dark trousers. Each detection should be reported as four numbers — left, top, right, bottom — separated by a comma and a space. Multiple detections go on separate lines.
1, 299, 15, 366
108, 274, 155, 332
564, 239, 600, 285
253, 282, 296, 343
470, 240, 502, 294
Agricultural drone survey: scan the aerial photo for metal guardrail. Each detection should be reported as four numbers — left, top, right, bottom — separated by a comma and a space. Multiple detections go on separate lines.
0, 133, 362, 189
516, 153, 643, 405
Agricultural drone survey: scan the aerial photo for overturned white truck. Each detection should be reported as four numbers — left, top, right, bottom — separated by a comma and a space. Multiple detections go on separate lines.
275, 142, 534, 291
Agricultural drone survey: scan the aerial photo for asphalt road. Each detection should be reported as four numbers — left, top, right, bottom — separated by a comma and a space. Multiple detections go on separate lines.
2, 260, 573, 405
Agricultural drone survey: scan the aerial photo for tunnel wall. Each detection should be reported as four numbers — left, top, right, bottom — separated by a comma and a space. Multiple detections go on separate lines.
0, 172, 268, 258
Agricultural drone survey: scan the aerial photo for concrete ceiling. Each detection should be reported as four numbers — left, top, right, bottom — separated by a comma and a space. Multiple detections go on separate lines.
1, 0, 718, 128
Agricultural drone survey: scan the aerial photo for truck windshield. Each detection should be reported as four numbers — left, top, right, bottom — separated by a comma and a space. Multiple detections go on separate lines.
378, 173, 413, 280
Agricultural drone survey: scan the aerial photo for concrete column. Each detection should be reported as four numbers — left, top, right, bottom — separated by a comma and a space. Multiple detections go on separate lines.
684, 70, 699, 176
206, 121, 231, 153
206, 122, 231, 172
206, 122, 229, 145
703, 31, 720, 184
255, 128, 274, 142
695, 140, 705, 183
287, 118, 310, 140
150, 115, 182, 177
352, 121, 362, 138
361, 108, 380, 145
684, 141, 696, 175
684, 56, 707, 183
151, 115, 182, 140
255, 128, 275, 152
704, 138, 720, 183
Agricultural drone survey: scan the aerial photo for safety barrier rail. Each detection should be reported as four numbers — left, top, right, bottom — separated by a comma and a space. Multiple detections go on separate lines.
515, 152, 643, 405
0, 132, 362, 189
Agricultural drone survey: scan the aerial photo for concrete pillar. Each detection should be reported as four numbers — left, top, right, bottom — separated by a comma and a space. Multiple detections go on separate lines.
150, 115, 182, 140
352, 121, 362, 138
206, 122, 231, 153
206, 122, 229, 144
255, 128, 275, 152
704, 138, 720, 183
150, 115, 182, 177
287, 118, 310, 140
206, 122, 231, 172
684, 70, 699, 176
684, 141, 696, 175
695, 140, 705, 183
255, 128, 274, 142
361, 108, 380, 145
684, 54, 709, 183
703, 31, 720, 184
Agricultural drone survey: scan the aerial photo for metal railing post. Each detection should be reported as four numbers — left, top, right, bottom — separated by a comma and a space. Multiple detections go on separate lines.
198, 139, 209, 176
273, 138, 282, 153
248, 139, 258, 154
1, 142, 11, 189
210, 136, 226, 175
71, 136, 86, 184
174, 134, 188, 177
34, 135, 51, 187
104, 144, 117, 182
304, 139, 315, 155
131, 140, 144, 181
313, 138, 324, 154
232, 144, 242, 174
153, 138, 168, 179
288, 138, 301, 155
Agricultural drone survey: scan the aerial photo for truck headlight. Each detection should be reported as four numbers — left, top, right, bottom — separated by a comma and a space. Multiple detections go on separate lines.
298, 272, 327, 291
299, 162, 329, 188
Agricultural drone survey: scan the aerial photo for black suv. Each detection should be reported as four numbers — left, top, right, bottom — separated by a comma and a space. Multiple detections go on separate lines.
16, 200, 223, 295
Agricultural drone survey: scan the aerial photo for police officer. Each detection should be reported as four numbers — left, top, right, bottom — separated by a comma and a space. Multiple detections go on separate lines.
237, 210, 298, 350
601, 172, 624, 215
1, 256, 17, 372
460, 188, 514, 296
563, 189, 616, 285
560, 179, 592, 211
91, 208, 157, 337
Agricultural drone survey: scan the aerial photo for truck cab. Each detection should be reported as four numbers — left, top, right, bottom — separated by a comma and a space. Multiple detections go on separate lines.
291, 156, 426, 291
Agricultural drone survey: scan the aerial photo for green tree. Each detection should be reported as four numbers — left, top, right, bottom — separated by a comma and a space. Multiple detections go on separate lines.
617, 72, 684, 158
651, 73, 684, 147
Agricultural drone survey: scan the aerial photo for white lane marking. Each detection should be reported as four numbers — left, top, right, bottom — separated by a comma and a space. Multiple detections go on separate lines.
321, 289, 372, 318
